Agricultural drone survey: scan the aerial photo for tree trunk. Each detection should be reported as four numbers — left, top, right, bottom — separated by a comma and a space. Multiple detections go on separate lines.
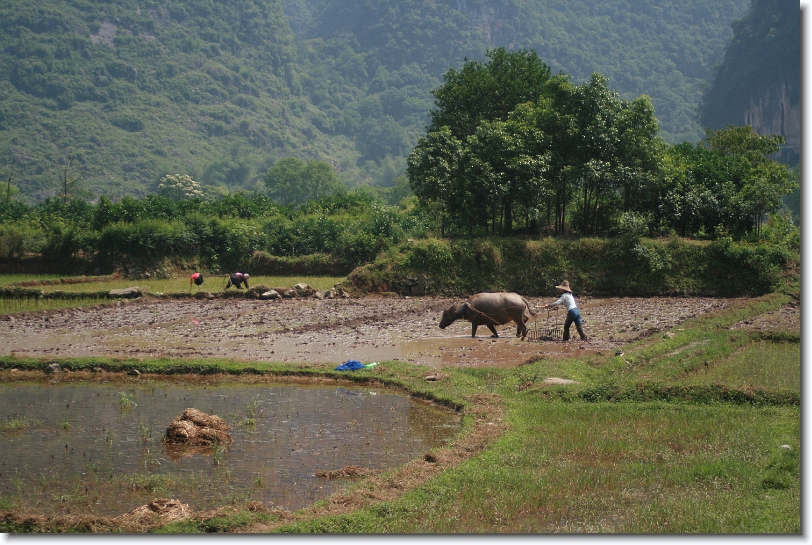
504, 199, 512, 235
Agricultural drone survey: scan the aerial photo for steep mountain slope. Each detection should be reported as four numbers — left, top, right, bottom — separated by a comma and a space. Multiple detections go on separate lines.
1, 0, 751, 202
699, 0, 800, 164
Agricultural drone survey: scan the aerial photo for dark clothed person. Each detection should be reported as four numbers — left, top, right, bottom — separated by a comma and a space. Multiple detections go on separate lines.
225, 272, 250, 289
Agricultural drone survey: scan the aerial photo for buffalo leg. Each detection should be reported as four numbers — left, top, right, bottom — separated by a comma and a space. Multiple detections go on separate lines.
486, 324, 499, 338
471, 319, 479, 337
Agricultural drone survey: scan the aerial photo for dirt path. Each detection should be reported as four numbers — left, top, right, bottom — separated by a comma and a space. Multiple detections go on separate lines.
0, 294, 760, 368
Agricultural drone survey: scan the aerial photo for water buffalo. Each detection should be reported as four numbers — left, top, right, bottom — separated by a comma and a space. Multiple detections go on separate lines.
439, 292, 536, 339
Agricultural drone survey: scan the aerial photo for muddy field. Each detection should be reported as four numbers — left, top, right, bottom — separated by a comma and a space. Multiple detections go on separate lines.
1, 293, 797, 368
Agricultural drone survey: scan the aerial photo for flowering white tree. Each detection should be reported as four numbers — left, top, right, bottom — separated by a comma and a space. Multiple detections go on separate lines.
157, 174, 204, 201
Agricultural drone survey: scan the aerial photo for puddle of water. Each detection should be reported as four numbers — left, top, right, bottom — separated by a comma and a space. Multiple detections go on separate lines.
0, 377, 459, 515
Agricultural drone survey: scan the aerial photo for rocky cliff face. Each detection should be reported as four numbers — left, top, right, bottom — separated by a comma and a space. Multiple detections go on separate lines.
744, 81, 800, 158
454, 0, 517, 48
698, 0, 799, 164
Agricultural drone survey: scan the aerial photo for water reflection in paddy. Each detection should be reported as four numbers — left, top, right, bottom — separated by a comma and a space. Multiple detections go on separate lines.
0, 377, 460, 516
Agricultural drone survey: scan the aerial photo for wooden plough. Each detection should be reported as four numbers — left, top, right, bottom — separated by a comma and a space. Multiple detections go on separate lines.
526, 308, 564, 341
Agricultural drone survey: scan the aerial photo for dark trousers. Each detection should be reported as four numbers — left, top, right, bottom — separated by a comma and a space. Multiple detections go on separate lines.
563, 308, 588, 341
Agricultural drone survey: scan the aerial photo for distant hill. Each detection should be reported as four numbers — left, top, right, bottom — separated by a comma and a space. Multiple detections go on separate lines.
699, 0, 800, 165
0, 0, 750, 203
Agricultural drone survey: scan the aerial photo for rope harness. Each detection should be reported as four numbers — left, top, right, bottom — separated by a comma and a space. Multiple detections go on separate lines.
464, 302, 529, 324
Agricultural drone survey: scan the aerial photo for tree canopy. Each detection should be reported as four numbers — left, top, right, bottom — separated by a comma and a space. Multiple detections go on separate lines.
408, 50, 796, 239
264, 157, 347, 207
409, 52, 664, 237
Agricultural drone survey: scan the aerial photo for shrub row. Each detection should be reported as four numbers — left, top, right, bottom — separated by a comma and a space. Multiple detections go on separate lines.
347, 235, 796, 297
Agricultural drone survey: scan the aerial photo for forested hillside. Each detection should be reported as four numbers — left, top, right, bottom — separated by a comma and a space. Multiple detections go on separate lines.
1, 0, 751, 203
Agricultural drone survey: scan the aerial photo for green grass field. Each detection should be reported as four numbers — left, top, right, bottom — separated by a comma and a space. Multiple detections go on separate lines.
0, 274, 346, 294
300, 402, 797, 533
0, 275, 348, 314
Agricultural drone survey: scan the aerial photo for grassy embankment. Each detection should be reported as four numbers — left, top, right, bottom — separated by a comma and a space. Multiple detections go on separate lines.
0, 287, 799, 533
346, 236, 797, 297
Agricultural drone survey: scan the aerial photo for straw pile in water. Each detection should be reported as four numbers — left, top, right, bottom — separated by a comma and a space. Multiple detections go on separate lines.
114, 499, 192, 531
164, 408, 232, 446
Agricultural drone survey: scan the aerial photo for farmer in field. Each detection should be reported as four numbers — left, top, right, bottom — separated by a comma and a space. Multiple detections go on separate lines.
225, 272, 250, 289
541, 280, 588, 342
189, 272, 204, 291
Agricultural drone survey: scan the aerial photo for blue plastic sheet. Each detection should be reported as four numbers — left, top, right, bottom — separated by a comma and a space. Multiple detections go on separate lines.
335, 360, 365, 371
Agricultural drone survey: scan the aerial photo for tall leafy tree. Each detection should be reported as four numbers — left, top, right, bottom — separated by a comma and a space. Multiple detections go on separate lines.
656, 125, 795, 239
660, 143, 734, 237
410, 48, 552, 234
428, 47, 552, 140
265, 157, 346, 207
531, 74, 663, 235
705, 125, 796, 238
461, 115, 549, 234
406, 127, 462, 236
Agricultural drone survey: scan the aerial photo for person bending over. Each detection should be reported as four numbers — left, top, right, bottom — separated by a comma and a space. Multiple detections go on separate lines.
225, 272, 250, 289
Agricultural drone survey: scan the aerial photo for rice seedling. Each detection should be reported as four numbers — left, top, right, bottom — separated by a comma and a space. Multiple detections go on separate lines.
142, 447, 161, 468
246, 396, 259, 419
137, 420, 153, 443
119, 474, 180, 493
10, 469, 24, 495
1, 416, 28, 432
0, 274, 66, 286
212, 440, 227, 467
0, 296, 106, 315
117, 392, 137, 410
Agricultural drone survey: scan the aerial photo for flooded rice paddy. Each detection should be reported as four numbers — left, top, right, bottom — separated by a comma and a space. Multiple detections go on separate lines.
0, 374, 460, 515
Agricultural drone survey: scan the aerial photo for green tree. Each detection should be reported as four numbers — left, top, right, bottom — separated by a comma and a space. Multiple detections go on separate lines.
407, 127, 463, 236
740, 161, 796, 239
705, 125, 796, 238
264, 157, 346, 207
705, 125, 785, 165
266, 158, 308, 206
461, 115, 549, 234
429, 47, 552, 140
535, 74, 663, 235
659, 143, 728, 237
2, 159, 20, 204
410, 48, 553, 235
